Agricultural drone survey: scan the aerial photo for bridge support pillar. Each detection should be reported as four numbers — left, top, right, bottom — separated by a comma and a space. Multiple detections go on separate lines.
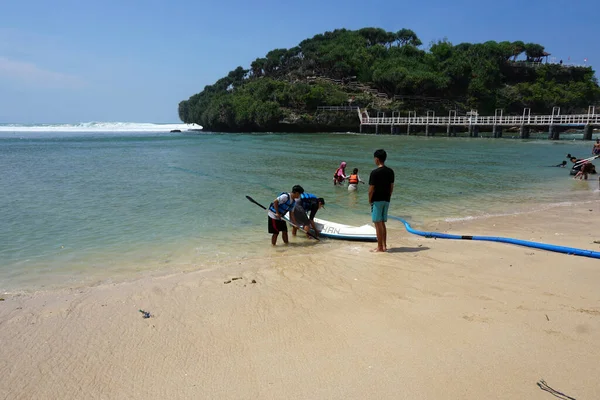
548, 125, 560, 140
519, 125, 530, 139
446, 124, 456, 137
469, 126, 479, 137
583, 124, 594, 140
425, 125, 435, 136
493, 125, 503, 138
359, 124, 363, 133
407, 125, 412, 135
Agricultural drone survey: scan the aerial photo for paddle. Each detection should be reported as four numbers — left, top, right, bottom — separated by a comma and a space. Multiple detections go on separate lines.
245, 195, 320, 241
246, 195, 267, 210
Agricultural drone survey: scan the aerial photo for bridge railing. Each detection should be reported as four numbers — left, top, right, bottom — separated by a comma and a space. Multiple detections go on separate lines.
361, 114, 600, 125
317, 106, 360, 111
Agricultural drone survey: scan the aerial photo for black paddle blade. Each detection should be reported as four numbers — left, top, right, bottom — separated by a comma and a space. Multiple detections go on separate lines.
246, 195, 267, 210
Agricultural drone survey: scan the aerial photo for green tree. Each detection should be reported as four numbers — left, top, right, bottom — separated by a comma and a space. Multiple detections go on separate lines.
524, 43, 546, 62
178, 27, 600, 131
511, 41, 526, 60
395, 28, 422, 47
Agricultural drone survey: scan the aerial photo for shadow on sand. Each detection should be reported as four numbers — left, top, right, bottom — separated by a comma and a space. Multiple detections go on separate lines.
386, 246, 430, 253
283, 240, 321, 247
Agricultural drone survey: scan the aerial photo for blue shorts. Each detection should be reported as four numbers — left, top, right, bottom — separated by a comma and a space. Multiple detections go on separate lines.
371, 201, 390, 222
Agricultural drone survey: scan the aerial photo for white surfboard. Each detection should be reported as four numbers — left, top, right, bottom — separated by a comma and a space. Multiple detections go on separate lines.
312, 217, 377, 242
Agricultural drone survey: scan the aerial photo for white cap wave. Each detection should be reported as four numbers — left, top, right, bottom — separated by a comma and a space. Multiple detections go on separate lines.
0, 122, 203, 132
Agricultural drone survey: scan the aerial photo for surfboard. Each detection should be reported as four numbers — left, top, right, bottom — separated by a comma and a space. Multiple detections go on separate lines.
246, 196, 375, 242
311, 217, 377, 242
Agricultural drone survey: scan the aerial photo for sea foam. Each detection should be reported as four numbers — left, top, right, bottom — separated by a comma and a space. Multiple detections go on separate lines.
0, 122, 202, 133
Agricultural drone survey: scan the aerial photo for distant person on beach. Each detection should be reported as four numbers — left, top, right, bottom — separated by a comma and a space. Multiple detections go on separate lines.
333, 162, 348, 185
369, 149, 394, 252
291, 193, 325, 238
593, 139, 600, 156
267, 185, 304, 246
347, 168, 365, 191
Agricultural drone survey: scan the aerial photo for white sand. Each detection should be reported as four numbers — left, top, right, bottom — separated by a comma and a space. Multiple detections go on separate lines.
1, 202, 599, 399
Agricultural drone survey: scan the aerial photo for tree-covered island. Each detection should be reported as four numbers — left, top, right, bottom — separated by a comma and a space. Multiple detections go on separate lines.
178, 28, 600, 132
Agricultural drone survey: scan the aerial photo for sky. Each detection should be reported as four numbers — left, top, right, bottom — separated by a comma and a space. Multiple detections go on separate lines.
0, 0, 598, 123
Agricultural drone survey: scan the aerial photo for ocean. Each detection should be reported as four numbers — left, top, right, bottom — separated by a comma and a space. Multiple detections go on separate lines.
1, 123, 598, 292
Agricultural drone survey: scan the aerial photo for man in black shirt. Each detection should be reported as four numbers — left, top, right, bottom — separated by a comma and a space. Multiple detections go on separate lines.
368, 149, 395, 252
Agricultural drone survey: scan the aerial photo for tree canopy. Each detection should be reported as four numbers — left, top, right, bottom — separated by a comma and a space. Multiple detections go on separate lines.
179, 27, 600, 132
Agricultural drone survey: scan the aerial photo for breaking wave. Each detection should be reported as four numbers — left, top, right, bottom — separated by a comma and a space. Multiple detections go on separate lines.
0, 122, 203, 133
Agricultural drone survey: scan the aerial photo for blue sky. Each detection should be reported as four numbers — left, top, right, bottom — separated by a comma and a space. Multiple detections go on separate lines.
0, 0, 597, 123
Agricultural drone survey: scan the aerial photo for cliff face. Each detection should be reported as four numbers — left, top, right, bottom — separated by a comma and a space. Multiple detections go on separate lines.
179, 28, 600, 132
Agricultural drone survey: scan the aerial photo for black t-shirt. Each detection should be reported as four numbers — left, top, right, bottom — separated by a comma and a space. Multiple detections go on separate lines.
305, 198, 320, 220
369, 166, 395, 202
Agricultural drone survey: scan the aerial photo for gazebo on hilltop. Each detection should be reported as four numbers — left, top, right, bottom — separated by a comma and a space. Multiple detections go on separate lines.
527, 50, 551, 64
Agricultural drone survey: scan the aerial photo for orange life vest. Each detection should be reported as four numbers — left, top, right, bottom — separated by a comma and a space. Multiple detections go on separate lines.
348, 174, 359, 184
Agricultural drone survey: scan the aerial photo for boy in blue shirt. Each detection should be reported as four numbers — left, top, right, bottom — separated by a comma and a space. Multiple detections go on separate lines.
267, 185, 304, 245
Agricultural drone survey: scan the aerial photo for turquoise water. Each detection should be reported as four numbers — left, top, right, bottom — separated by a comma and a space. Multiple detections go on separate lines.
1, 131, 598, 292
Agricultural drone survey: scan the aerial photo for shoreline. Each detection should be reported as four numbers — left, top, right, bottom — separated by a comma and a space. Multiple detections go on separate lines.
3, 194, 599, 295
1, 201, 599, 399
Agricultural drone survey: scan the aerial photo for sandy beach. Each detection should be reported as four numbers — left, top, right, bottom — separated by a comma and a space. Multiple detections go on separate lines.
1, 201, 599, 399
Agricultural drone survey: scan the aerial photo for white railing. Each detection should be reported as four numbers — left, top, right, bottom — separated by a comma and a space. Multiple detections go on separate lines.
361, 114, 600, 126
509, 61, 590, 69
317, 106, 360, 111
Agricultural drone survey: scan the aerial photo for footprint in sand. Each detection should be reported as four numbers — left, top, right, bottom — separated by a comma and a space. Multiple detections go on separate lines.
462, 314, 490, 323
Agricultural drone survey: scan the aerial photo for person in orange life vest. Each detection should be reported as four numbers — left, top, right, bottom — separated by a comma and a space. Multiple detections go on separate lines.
333, 162, 347, 185
267, 185, 304, 246
347, 168, 365, 191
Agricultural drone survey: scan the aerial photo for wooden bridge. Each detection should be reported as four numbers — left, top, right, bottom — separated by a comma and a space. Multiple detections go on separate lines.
361, 113, 600, 127
362, 114, 600, 127
323, 106, 599, 139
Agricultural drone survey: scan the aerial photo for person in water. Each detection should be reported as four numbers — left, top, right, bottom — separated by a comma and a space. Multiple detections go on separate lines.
554, 161, 567, 168
291, 193, 325, 238
333, 162, 348, 185
569, 157, 584, 172
369, 149, 394, 253
574, 162, 596, 180
347, 168, 365, 191
593, 139, 600, 156
267, 185, 304, 246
